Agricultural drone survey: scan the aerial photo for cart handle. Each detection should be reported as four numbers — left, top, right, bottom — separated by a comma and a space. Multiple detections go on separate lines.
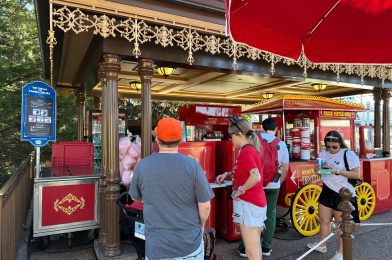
116, 191, 134, 209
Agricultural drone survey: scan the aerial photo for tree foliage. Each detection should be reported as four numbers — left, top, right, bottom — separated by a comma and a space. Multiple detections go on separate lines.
0, 0, 41, 183
0, 0, 83, 184
120, 99, 182, 126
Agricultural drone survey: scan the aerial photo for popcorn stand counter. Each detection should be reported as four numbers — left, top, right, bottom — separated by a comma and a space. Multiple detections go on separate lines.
33, 142, 99, 247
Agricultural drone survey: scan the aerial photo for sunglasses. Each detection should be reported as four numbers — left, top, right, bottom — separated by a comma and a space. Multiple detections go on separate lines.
228, 115, 243, 134
326, 145, 339, 150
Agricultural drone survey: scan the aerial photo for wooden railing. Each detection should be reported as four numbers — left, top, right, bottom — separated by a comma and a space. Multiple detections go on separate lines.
0, 152, 35, 259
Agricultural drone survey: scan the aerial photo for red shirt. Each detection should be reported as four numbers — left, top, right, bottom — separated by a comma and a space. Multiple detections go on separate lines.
233, 145, 266, 207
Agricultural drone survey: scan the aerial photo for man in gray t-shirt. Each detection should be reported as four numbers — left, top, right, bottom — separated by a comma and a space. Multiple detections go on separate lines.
129, 117, 214, 260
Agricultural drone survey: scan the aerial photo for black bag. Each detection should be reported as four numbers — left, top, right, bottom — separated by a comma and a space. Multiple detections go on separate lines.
343, 150, 361, 223
203, 229, 217, 260
343, 150, 362, 187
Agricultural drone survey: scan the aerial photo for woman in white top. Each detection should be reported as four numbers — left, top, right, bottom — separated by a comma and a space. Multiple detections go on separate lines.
307, 131, 360, 260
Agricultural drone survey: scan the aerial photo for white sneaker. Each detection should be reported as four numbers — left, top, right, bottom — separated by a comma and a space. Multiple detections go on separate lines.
307, 242, 327, 253
330, 252, 343, 260
262, 249, 272, 256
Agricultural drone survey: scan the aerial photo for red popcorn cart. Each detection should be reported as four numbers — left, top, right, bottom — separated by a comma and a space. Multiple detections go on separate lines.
33, 142, 99, 247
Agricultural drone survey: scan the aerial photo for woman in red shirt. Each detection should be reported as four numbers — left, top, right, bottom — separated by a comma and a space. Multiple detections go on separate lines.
217, 116, 267, 260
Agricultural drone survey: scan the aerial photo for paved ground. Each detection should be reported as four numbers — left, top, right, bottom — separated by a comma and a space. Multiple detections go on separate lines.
29, 209, 392, 260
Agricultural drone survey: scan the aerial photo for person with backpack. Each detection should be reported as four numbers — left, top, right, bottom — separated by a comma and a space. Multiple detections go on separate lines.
307, 130, 360, 260
216, 116, 267, 260
237, 117, 289, 257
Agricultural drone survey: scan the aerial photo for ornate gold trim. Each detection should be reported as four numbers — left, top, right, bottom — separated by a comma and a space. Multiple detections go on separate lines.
46, 1, 57, 87
53, 193, 86, 215
246, 94, 365, 110
48, 5, 392, 87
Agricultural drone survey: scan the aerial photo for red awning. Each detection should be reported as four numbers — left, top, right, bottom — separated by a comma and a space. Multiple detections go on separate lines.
226, 0, 392, 64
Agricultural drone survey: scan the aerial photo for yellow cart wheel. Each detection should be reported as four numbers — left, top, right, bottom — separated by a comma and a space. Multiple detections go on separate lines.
355, 182, 376, 221
290, 184, 322, 236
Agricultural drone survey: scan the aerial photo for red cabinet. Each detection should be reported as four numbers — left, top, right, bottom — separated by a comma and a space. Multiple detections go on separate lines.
215, 186, 241, 241
178, 142, 216, 183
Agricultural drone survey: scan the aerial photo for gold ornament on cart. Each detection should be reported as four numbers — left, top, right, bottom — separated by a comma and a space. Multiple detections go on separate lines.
54, 193, 86, 215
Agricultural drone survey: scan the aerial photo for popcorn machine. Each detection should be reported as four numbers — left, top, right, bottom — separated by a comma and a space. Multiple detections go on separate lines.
179, 104, 242, 240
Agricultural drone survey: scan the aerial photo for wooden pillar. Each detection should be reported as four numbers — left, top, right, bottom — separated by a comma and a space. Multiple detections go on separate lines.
382, 89, 391, 155
94, 96, 101, 110
76, 89, 86, 141
374, 88, 382, 148
101, 54, 121, 257
138, 59, 154, 158
338, 188, 356, 260
97, 65, 107, 247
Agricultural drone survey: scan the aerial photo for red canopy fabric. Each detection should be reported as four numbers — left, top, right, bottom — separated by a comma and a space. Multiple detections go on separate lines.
226, 0, 392, 64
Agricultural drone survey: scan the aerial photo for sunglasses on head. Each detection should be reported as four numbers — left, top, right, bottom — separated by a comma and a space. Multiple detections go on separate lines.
228, 115, 243, 134
326, 145, 339, 150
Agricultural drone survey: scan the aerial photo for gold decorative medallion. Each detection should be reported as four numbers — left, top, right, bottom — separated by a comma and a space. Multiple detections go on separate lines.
54, 193, 85, 215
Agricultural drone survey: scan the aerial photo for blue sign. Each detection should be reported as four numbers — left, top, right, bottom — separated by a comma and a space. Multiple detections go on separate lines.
21, 81, 56, 147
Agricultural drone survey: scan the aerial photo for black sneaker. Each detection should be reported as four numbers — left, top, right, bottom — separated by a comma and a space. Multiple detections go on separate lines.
262, 249, 272, 256
237, 248, 247, 258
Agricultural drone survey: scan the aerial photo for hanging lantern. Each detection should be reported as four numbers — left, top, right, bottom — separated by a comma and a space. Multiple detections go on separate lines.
312, 83, 327, 91
129, 81, 142, 91
262, 92, 274, 99
156, 67, 175, 78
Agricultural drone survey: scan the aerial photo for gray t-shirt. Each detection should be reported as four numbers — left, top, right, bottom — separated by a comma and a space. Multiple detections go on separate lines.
129, 152, 214, 260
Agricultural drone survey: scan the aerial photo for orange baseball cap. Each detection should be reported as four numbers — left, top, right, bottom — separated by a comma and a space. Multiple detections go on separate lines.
155, 117, 182, 142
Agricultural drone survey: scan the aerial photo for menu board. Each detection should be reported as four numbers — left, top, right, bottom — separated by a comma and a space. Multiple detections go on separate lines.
21, 81, 56, 147
26, 96, 53, 137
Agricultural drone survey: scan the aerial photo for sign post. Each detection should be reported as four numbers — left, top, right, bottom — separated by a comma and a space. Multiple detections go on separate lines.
21, 81, 56, 178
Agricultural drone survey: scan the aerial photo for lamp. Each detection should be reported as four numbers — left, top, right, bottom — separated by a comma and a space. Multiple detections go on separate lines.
262, 92, 274, 99
129, 81, 142, 91
312, 83, 327, 91
156, 66, 175, 78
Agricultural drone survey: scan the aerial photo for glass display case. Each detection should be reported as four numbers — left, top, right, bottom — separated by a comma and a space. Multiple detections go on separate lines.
86, 110, 127, 170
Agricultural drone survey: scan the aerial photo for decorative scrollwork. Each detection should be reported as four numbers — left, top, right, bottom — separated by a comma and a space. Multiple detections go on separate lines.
53, 193, 86, 216
53, 7, 93, 34
173, 28, 205, 65
49, 5, 392, 84
93, 14, 116, 38
155, 26, 174, 48
205, 35, 221, 55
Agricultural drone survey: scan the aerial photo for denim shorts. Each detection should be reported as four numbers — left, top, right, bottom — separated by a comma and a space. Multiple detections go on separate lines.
233, 199, 267, 228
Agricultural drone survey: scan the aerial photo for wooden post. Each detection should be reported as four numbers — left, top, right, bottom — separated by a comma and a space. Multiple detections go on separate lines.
373, 88, 382, 148
338, 188, 356, 260
138, 58, 154, 158
76, 89, 86, 141
382, 89, 391, 155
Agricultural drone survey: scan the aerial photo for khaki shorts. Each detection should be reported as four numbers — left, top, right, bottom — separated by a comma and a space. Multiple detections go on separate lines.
233, 199, 267, 228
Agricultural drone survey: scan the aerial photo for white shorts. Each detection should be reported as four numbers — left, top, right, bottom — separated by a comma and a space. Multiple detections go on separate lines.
233, 199, 267, 228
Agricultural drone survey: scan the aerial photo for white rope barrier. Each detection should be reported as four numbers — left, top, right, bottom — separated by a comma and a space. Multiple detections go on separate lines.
358, 223, 392, 226
296, 222, 392, 259
296, 232, 336, 260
